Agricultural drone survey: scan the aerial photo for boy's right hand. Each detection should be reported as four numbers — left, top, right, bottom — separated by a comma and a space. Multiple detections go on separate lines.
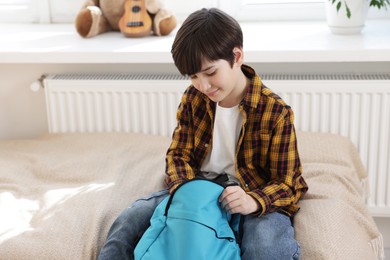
219, 186, 261, 215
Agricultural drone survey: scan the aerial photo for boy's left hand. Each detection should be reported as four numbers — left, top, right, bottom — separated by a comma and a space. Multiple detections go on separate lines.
219, 186, 260, 215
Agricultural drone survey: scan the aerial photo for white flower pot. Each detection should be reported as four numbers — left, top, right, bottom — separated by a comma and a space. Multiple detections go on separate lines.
325, 0, 370, 34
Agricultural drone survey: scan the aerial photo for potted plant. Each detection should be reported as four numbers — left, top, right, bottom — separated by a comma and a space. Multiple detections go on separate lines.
326, 0, 389, 34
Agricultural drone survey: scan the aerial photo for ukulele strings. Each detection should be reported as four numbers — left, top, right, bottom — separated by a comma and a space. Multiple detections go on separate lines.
139, 0, 141, 26
136, 0, 140, 27
134, 1, 137, 26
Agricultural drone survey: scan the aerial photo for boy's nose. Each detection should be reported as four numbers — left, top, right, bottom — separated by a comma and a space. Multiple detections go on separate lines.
197, 78, 210, 93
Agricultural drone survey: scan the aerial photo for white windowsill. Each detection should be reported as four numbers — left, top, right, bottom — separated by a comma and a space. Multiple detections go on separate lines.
0, 20, 389, 64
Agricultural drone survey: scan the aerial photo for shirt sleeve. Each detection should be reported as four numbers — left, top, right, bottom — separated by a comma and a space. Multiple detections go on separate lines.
165, 90, 197, 193
247, 107, 308, 216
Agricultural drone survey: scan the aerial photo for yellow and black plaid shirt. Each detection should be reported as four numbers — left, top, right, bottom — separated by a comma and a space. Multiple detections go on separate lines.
165, 64, 308, 217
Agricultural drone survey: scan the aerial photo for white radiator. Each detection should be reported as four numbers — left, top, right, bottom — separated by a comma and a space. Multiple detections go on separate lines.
43, 74, 190, 138
42, 73, 390, 216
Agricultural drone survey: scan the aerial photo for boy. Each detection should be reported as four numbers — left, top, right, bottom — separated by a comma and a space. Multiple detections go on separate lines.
98, 8, 308, 260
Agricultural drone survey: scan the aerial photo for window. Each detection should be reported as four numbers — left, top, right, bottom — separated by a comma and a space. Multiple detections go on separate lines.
0, 0, 38, 23
219, 0, 327, 21
48, 0, 84, 23
220, 0, 390, 21
0, 0, 83, 23
163, 0, 218, 22
0, 0, 388, 24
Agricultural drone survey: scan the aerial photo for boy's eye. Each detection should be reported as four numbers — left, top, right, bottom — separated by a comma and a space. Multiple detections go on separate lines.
206, 71, 216, 77
189, 75, 197, 79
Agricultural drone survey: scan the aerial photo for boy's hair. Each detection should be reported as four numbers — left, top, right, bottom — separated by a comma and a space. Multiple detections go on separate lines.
171, 8, 243, 76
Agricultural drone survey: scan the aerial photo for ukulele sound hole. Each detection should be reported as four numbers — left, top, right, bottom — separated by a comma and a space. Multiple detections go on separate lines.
127, 21, 144, 27
132, 6, 141, 13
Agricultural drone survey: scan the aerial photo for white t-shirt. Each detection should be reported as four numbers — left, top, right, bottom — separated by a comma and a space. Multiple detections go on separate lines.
200, 103, 243, 184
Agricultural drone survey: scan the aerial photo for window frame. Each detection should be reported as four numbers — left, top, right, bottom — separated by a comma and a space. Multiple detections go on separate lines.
0, 0, 388, 24
219, 0, 327, 21
219, 0, 390, 21
0, 0, 38, 23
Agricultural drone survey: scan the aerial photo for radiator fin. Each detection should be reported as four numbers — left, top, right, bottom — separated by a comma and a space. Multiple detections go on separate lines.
261, 74, 390, 80
51, 74, 188, 81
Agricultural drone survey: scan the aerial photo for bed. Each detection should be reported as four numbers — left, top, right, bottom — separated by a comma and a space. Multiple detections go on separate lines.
0, 131, 384, 259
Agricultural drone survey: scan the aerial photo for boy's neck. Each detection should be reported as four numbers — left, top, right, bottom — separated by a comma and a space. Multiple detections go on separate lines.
219, 70, 250, 108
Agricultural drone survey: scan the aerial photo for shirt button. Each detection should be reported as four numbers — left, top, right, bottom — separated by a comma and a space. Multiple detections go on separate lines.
205, 144, 208, 147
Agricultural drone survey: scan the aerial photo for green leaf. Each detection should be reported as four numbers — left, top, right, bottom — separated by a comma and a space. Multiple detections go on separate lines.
346, 4, 351, 18
370, 0, 390, 9
330, 0, 389, 17
336, 1, 342, 12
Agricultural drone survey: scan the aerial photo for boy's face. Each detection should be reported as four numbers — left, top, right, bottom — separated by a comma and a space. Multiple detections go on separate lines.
189, 48, 247, 107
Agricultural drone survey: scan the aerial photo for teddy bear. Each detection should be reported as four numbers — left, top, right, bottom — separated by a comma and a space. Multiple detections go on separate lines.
75, 0, 177, 38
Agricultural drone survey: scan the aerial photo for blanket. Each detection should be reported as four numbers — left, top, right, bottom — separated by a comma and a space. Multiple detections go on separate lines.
295, 132, 384, 259
0, 132, 384, 259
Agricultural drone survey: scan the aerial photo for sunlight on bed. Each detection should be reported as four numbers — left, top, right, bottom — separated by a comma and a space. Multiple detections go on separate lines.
43, 183, 115, 211
0, 183, 114, 242
0, 192, 38, 242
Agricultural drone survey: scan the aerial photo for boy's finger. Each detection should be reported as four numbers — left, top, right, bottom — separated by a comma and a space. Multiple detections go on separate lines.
218, 186, 237, 202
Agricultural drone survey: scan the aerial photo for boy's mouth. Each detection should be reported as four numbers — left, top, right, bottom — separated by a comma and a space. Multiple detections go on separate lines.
206, 88, 219, 97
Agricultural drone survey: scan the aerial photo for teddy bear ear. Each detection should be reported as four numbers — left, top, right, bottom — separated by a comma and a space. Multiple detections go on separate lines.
153, 9, 177, 36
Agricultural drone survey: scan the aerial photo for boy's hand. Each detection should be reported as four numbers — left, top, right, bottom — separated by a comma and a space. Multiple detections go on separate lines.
219, 186, 260, 215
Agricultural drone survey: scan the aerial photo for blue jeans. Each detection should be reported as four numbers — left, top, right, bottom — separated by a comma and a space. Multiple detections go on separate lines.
98, 189, 300, 260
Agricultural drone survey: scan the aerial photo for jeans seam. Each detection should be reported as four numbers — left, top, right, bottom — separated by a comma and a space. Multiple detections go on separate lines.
132, 189, 169, 203
292, 242, 301, 259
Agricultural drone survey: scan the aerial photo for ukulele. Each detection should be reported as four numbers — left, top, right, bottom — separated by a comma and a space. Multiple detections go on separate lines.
118, 0, 152, 37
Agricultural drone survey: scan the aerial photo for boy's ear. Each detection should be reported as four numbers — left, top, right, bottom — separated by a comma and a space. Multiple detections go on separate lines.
232, 47, 244, 66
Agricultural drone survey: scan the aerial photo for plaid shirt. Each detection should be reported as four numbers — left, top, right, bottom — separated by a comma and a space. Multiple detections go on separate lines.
165, 64, 308, 217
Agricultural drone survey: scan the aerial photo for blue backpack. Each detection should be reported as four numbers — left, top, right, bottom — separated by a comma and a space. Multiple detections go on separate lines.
134, 179, 241, 260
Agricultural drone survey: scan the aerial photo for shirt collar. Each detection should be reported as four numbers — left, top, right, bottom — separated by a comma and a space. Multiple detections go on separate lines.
241, 64, 262, 109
